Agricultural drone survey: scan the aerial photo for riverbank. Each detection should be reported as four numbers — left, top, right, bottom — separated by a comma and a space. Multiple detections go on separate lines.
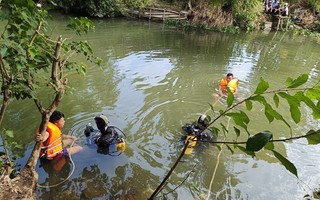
152, 1, 320, 35
50, 0, 320, 35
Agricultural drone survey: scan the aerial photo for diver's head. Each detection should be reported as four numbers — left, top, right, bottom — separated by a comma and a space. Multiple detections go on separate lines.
197, 114, 210, 127
94, 114, 109, 133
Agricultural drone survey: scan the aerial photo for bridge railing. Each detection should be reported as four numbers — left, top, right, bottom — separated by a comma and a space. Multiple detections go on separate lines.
125, 8, 188, 21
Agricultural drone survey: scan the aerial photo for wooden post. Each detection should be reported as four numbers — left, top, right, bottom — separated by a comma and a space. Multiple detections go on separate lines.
285, 17, 289, 30
149, 8, 151, 20
276, 16, 281, 31
163, 9, 166, 21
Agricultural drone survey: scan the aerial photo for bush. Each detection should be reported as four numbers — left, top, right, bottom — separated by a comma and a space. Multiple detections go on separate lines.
55, 0, 122, 18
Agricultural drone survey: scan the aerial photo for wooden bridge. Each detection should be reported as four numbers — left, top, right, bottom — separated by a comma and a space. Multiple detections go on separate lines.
125, 8, 188, 21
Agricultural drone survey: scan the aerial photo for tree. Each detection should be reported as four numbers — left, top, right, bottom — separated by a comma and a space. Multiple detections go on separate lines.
149, 74, 320, 199
0, 0, 100, 198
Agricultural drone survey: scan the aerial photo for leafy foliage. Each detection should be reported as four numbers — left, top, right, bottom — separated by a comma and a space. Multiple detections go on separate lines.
0, 0, 101, 176
0, 0, 98, 102
246, 131, 272, 152
54, 0, 123, 18
123, 0, 153, 9
306, 130, 320, 144
230, 0, 263, 31
0, 129, 23, 176
204, 74, 320, 177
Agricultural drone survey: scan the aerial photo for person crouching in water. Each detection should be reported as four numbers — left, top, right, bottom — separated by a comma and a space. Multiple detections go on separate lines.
219, 73, 238, 97
84, 114, 126, 155
36, 111, 82, 171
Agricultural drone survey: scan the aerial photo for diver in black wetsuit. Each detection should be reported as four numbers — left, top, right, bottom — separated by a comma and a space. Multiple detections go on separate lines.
178, 114, 217, 155
181, 114, 214, 142
84, 114, 125, 155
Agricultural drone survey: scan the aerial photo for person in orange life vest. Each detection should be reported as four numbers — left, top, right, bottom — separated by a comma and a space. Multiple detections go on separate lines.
219, 73, 238, 97
36, 111, 82, 161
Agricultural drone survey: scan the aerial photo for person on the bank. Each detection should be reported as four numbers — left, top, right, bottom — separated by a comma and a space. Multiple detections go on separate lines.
36, 111, 82, 160
219, 73, 239, 97
281, 2, 289, 16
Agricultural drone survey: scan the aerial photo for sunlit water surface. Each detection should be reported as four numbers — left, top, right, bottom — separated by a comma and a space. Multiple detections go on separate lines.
1, 15, 320, 200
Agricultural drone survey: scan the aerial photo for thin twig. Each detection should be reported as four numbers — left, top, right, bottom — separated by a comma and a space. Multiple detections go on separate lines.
148, 140, 190, 199
162, 163, 199, 197
205, 117, 231, 200
197, 129, 320, 145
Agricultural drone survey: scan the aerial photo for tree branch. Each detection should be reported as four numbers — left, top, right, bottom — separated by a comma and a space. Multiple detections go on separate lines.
0, 56, 10, 81
149, 86, 318, 198
26, 21, 42, 61
51, 36, 62, 82
148, 140, 190, 199
163, 163, 198, 196
197, 129, 320, 145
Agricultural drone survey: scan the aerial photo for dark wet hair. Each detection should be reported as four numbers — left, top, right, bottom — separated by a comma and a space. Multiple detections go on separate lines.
49, 111, 65, 123
226, 73, 233, 77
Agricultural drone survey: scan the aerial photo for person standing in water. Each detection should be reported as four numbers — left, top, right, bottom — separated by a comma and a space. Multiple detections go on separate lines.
218, 73, 238, 97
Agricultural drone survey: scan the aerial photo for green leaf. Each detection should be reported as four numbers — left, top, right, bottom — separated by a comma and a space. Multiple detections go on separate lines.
306, 89, 320, 100
290, 105, 301, 123
226, 111, 250, 134
234, 126, 240, 139
4, 130, 14, 138
305, 130, 320, 145
273, 94, 280, 107
235, 145, 255, 157
249, 95, 267, 104
226, 87, 234, 107
264, 142, 274, 150
0, 47, 8, 56
278, 92, 301, 123
254, 77, 269, 94
208, 103, 214, 112
14, 144, 23, 149
95, 57, 103, 66
245, 100, 253, 111
161, 193, 168, 200
215, 145, 221, 151
264, 104, 274, 123
49, 0, 58, 6
226, 144, 234, 154
286, 74, 308, 88
220, 123, 228, 136
264, 103, 291, 130
210, 126, 220, 135
272, 150, 298, 177
192, 183, 200, 192
28, 46, 37, 60
300, 93, 320, 119
246, 131, 273, 152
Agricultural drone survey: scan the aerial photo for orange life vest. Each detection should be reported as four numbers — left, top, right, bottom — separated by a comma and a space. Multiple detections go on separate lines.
39, 122, 63, 159
220, 78, 238, 93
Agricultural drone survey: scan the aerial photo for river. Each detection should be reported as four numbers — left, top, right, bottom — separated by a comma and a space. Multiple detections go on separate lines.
2, 14, 320, 199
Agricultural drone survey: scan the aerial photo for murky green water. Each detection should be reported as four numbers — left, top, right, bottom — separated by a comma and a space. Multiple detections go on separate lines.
2, 14, 320, 199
